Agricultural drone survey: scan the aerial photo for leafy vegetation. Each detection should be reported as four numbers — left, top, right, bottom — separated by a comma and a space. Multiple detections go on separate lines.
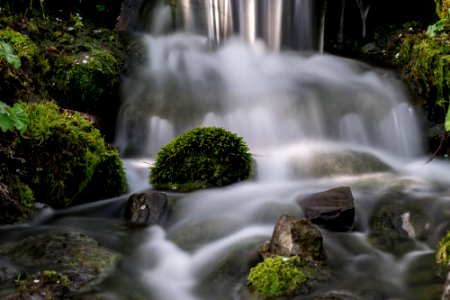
0, 41, 21, 69
150, 127, 253, 192
247, 256, 307, 298
0, 102, 28, 134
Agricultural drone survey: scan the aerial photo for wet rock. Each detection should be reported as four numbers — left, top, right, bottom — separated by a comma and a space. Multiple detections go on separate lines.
289, 150, 390, 178
298, 186, 355, 232
259, 215, 327, 265
0, 231, 119, 295
115, 0, 145, 32
124, 191, 169, 226
368, 204, 417, 255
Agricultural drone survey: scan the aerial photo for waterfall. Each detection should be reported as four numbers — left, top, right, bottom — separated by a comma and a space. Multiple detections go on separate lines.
114, 0, 424, 160
150, 0, 323, 51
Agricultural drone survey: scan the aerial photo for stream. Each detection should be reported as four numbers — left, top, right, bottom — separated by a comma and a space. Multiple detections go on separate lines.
2, 1, 450, 299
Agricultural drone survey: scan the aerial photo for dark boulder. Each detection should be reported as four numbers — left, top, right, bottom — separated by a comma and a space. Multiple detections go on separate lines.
124, 191, 169, 226
298, 186, 355, 232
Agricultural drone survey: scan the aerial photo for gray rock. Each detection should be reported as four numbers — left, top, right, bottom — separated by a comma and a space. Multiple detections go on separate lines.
259, 215, 327, 265
124, 191, 169, 226
298, 186, 355, 232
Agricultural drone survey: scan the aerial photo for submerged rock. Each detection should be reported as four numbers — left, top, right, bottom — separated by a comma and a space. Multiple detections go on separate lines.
259, 215, 327, 265
368, 203, 419, 255
0, 231, 119, 297
124, 191, 169, 226
289, 150, 390, 178
298, 186, 355, 232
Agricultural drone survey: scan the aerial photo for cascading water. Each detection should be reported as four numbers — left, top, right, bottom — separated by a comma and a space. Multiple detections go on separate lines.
111, 2, 449, 299
6, 1, 450, 300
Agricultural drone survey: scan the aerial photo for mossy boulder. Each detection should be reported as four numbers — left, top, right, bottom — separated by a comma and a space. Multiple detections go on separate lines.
5, 102, 127, 208
149, 127, 253, 192
247, 256, 307, 299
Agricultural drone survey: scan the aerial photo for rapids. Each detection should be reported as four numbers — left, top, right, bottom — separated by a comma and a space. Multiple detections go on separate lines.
2, 1, 450, 299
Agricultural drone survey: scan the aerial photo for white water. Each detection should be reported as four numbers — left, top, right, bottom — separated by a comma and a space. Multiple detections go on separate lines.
113, 1, 449, 299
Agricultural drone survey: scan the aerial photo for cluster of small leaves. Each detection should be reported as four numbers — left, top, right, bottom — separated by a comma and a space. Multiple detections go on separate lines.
150, 127, 253, 192
0, 102, 28, 134
247, 256, 307, 298
0, 41, 21, 69
16, 270, 72, 299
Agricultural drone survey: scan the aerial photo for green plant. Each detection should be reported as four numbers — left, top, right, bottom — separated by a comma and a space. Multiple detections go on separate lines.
149, 127, 253, 192
247, 256, 307, 298
436, 232, 450, 276
0, 41, 21, 69
70, 13, 83, 31
0, 102, 28, 134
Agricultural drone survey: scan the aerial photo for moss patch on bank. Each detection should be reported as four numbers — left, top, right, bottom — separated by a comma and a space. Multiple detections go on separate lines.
1, 102, 127, 211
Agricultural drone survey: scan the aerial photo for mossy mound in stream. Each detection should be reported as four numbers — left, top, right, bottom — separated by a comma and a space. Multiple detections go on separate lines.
2, 102, 127, 209
150, 127, 253, 192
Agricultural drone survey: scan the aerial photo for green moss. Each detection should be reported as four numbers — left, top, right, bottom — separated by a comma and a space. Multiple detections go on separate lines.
396, 32, 450, 118
436, 231, 450, 277
12, 102, 127, 207
0, 27, 39, 65
18, 183, 34, 208
247, 256, 307, 299
150, 127, 253, 192
16, 270, 72, 299
58, 47, 119, 103
435, 0, 450, 19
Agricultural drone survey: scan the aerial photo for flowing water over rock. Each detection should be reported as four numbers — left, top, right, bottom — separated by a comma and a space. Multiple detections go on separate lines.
2, 1, 450, 299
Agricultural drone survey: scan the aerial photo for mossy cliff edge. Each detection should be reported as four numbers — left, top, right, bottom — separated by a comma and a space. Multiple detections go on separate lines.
0, 1, 127, 224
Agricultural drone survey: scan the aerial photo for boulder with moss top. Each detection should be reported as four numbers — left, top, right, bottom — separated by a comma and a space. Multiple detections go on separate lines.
1, 102, 127, 209
150, 127, 253, 192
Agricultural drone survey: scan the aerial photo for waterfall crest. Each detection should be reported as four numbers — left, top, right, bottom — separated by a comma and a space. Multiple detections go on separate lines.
151, 0, 323, 51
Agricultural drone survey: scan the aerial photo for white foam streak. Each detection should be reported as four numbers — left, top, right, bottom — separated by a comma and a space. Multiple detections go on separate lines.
141, 225, 272, 300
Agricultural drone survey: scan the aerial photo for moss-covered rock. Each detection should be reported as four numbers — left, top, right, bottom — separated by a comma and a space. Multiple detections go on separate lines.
6, 102, 127, 208
247, 256, 307, 299
150, 127, 253, 192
